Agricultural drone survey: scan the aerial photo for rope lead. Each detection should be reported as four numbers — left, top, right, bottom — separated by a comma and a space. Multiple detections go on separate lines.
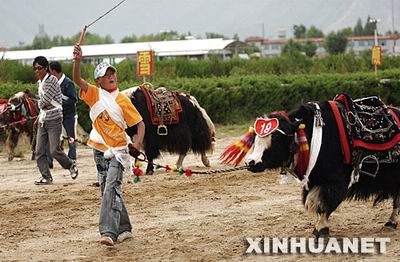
63, 136, 248, 183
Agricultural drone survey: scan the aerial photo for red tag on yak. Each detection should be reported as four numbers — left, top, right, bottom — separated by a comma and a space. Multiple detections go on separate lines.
0, 104, 7, 114
254, 118, 279, 137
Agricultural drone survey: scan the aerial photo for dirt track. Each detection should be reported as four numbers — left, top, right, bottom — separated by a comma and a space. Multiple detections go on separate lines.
0, 135, 399, 261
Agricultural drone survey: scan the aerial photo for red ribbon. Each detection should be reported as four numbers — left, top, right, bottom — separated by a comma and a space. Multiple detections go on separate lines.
294, 127, 310, 179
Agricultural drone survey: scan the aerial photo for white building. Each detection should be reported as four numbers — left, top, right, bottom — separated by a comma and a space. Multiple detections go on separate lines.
245, 35, 400, 57
0, 38, 237, 64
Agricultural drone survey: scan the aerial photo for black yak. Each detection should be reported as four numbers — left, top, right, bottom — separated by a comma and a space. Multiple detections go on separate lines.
123, 85, 215, 175
231, 94, 400, 238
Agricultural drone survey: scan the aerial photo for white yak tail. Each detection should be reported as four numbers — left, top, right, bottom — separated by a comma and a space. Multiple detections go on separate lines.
186, 94, 216, 154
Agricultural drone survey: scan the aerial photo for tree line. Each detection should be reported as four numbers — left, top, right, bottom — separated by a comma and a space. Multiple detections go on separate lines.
292, 16, 392, 39
281, 15, 397, 58
10, 30, 231, 51
10, 15, 394, 53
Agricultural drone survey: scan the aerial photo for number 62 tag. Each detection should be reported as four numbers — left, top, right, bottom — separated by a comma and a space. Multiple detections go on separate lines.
254, 118, 279, 137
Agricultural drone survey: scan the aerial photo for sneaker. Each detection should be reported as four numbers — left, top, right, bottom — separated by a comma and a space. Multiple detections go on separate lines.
117, 231, 133, 243
69, 160, 78, 180
100, 235, 114, 246
34, 177, 53, 185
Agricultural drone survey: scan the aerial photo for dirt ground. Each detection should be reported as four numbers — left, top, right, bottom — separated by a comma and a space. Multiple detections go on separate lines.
0, 134, 399, 261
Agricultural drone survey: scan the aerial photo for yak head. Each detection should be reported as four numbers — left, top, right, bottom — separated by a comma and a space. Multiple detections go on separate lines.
7, 91, 25, 108
245, 113, 301, 172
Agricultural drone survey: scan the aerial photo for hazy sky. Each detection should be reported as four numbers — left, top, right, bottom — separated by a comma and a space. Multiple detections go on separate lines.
0, 0, 397, 48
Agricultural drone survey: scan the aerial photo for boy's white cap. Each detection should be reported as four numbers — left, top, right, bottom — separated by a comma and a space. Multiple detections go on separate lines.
94, 62, 117, 79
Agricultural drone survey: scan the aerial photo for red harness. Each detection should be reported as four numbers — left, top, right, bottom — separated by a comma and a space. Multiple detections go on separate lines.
329, 101, 352, 164
0, 104, 7, 114
0, 94, 38, 130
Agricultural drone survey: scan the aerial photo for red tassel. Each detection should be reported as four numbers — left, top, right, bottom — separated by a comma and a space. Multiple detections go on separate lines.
234, 150, 248, 167
220, 145, 241, 163
294, 125, 310, 179
220, 130, 255, 166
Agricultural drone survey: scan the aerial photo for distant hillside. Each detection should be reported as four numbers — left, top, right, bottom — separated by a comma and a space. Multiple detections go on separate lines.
0, 0, 397, 47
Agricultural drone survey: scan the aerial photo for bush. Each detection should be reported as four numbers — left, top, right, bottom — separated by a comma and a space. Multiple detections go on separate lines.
2, 53, 400, 83
2, 60, 400, 132
146, 71, 400, 124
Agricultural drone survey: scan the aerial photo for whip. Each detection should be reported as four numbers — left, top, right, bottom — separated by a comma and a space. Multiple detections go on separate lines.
77, 0, 128, 45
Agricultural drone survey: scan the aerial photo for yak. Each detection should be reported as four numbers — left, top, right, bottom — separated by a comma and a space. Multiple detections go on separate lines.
0, 91, 38, 161
123, 85, 215, 175
240, 94, 400, 238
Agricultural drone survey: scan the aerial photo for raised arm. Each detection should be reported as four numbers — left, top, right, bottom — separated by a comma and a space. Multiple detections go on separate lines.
72, 44, 88, 93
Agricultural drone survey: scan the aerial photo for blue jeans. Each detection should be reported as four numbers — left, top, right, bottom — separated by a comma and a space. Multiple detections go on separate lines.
93, 149, 132, 241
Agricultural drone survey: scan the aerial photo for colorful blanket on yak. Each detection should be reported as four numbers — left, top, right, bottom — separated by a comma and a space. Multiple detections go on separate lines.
140, 85, 183, 125
329, 93, 400, 164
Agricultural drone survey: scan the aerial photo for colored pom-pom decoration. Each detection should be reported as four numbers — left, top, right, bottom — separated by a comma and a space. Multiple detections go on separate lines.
135, 160, 143, 168
184, 168, 192, 177
133, 167, 144, 176
133, 176, 141, 183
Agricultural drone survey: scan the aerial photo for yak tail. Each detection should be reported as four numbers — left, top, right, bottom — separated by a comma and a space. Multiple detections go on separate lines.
120, 86, 140, 98
187, 95, 216, 153
220, 130, 255, 166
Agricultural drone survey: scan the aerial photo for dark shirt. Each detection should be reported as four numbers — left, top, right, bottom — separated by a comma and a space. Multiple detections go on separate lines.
59, 74, 77, 118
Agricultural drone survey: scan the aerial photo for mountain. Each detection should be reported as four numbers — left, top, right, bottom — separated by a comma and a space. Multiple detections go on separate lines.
0, 0, 397, 48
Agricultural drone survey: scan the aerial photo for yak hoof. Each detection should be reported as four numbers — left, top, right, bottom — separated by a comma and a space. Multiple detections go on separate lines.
31, 153, 36, 161
202, 159, 210, 167
384, 221, 397, 230
201, 156, 210, 167
313, 227, 330, 238
8, 155, 13, 161
146, 170, 154, 176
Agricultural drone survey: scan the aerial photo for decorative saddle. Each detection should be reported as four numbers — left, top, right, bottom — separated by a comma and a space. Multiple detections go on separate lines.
140, 84, 183, 135
330, 93, 400, 170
